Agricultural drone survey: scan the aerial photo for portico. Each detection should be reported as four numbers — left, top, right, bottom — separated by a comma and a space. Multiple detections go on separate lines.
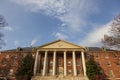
33, 40, 87, 78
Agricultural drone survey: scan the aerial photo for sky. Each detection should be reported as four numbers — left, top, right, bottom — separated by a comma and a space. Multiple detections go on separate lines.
0, 0, 120, 50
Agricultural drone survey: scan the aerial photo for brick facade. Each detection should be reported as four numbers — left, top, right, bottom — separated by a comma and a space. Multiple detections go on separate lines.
0, 40, 120, 80
85, 51, 120, 80
0, 49, 36, 80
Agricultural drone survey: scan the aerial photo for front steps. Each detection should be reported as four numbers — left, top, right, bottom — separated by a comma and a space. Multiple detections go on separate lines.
32, 76, 89, 80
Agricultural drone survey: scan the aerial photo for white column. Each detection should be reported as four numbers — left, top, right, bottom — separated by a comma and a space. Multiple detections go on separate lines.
72, 51, 77, 76
37, 53, 41, 73
33, 50, 39, 76
43, 51, 48, 76
64, 51, 67, 76
53, 51, 56, 76
81, 51, 87, 76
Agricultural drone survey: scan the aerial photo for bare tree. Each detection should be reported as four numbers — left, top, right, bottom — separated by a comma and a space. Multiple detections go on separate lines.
0, 15, 8, 49
103, 14, 120, 49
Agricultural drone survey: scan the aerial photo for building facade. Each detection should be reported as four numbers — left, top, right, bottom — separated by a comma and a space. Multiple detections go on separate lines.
0, 40, 120, 80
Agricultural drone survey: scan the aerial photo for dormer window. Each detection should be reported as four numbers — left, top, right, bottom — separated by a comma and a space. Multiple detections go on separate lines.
102, 46, 106, 51
16, 47, 22, 51
85, 47, 89, 51
32, 47, 36, 51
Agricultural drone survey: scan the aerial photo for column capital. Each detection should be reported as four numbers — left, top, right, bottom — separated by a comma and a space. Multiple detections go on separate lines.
72, 50, 76, 52
81, 49, 85, 52
54, 50, 56, 52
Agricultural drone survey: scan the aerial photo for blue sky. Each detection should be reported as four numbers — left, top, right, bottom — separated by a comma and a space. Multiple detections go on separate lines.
0, 0, 120, 50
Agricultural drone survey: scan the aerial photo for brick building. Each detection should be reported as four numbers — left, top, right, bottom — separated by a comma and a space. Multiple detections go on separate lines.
0, 40, 120, 80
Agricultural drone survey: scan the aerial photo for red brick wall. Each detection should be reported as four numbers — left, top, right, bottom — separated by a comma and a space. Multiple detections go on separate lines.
0, 50, 120, 80
0, 51, 36, 80
86, 51, 120, 80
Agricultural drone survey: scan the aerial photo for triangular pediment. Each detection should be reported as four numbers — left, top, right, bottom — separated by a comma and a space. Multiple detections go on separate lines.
38, 40, 84, 49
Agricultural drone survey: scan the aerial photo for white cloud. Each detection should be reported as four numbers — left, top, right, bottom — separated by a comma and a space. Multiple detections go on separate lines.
11, 0, 107, 47
3, 26, 14, 31
31, 39, 37, 46
80, 21, 112, 46
11, 0, 99, 32
55, 32, 68, 40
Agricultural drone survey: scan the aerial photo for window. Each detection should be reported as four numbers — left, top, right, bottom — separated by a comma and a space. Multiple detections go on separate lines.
96, 53, 99, 58
32, 54, 35, 57
67, 61, 71, 66
86, 54, 90, 58
106, 61, 111, 66
41, 61, 44, 66
68, 70, 72, 74
49, 70, 52, 74
41, 70, 43, 73
11, 59, 16, 66
113, 54, 117, 58
116, 61, 120, 66
9, 69, 14, 75
105, 54, 109, 59
102, 47, 106, 51
109, 70, 114, 78
41, 62, 44, 69
23, 54, 27, 57
14, 54, 18, 59
100, 70, 104, 75
50, 61, 53, 66
76, 61, 80, 66
58, 61, 62, 66
6, 55, 9, 59
0, 70, 4, 74
77, 70, 80, 74
2, 59, 7, 66
97, 61, 101, 66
